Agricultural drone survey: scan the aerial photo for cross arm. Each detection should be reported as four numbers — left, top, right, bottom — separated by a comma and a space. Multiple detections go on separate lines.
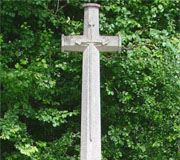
61, 34, 87, 52
62, 34, 122, 53
97, 36, 122, 53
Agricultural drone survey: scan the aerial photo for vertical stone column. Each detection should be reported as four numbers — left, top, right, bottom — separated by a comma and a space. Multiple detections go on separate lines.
81, 43, 101, 160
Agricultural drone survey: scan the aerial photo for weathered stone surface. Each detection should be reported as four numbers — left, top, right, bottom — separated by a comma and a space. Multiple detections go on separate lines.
61, 3, 122, 160
81, 43, 101, 160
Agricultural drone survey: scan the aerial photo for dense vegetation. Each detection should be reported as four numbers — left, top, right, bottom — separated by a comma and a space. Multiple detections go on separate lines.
0, 0, 180, 159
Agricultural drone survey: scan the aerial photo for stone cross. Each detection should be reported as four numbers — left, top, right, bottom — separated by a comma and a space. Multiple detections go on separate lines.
61, 3, 121, 160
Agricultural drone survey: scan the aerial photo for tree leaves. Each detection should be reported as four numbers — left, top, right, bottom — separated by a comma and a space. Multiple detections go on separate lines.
36, 109, 79, 127
1, 0, 180, 159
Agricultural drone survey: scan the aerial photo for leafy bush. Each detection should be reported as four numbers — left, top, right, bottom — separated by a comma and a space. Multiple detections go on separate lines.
1, 0, 180, 159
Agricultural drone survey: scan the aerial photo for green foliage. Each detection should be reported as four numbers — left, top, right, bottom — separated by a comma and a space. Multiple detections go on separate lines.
1, 0, 180, 159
